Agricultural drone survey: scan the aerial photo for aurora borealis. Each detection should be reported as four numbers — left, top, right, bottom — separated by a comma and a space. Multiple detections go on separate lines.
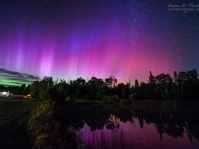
0, 0, 199, 86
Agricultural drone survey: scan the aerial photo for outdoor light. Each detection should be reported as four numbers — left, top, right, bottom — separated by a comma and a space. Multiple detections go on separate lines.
2, 92, 7, 95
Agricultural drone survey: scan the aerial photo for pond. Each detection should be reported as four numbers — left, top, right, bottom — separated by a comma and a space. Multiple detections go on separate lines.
61, 103, 199, 149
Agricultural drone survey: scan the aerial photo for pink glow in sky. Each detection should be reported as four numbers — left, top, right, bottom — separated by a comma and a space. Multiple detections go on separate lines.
1, 0, 198, 85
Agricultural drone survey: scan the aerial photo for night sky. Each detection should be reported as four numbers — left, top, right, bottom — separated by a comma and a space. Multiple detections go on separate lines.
0, 0, 199, 86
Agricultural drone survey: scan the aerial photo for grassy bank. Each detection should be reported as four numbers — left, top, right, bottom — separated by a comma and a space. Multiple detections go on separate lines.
0, 98, 40, 149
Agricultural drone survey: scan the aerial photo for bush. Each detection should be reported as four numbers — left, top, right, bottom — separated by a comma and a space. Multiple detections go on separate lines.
27, 100, 63, 148
112, 94, 119, 101
102, 95, 119, 103
129, 94, 136, 100
65, 96, 75, 102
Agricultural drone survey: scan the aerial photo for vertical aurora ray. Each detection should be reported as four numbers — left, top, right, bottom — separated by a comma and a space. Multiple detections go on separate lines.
1, 15, 179, 83
1, 0, 197, 85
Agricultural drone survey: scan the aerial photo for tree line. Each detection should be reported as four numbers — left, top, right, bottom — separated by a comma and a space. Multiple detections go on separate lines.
1, 69, 199, 101
0, 84, 30, 95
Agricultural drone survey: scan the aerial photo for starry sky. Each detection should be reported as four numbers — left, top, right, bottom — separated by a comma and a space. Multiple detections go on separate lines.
0, 0, 199, 86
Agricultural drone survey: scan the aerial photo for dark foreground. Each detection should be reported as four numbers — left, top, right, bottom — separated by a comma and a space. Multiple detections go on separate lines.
0, 98, 39, 149
0, 99, 199, 148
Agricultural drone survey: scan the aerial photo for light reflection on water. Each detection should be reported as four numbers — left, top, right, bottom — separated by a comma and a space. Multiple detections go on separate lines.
63, 104, 199, 149
75, 117, 199, 149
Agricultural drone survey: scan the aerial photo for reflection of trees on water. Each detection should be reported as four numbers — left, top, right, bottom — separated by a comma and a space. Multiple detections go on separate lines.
132, 111, 199, 141
153, 113, 184, 140
106, 114, 120, 129
61, 104, 111, 131
61, 104, 199, 142
184, 114, 199, 141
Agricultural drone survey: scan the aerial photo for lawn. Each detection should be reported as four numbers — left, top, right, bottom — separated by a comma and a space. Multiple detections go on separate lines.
0, 98, 40, 149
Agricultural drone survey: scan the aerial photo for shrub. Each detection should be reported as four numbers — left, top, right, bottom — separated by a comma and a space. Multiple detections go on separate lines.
27, 100, 62, 148
112, 94, 119, 102
102, 95, 119, 103
129, 94, 136, 100
65, 96, 75, 102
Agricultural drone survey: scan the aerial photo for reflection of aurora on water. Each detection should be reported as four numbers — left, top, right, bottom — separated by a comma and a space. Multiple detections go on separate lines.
61, 104, 199, 149
74, 116, 199, 149
77, 124, 127, 149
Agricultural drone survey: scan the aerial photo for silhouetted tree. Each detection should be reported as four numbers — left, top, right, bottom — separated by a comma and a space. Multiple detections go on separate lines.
155, 73, 173, 99
30, 81, 40, 98
148, 71, 156, 98
105, 75, 117, 88
38, 77, 54, 100
17, 84, 26, 94
24, 69, 199, 101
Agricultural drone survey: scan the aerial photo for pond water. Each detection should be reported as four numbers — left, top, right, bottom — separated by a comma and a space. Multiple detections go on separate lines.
62, 104, 199, 149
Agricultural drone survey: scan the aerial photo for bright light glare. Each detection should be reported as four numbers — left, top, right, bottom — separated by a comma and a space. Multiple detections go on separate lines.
2, 92, 7, 95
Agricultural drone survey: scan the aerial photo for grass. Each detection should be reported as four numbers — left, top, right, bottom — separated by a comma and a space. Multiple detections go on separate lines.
0, 98, 40, 149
